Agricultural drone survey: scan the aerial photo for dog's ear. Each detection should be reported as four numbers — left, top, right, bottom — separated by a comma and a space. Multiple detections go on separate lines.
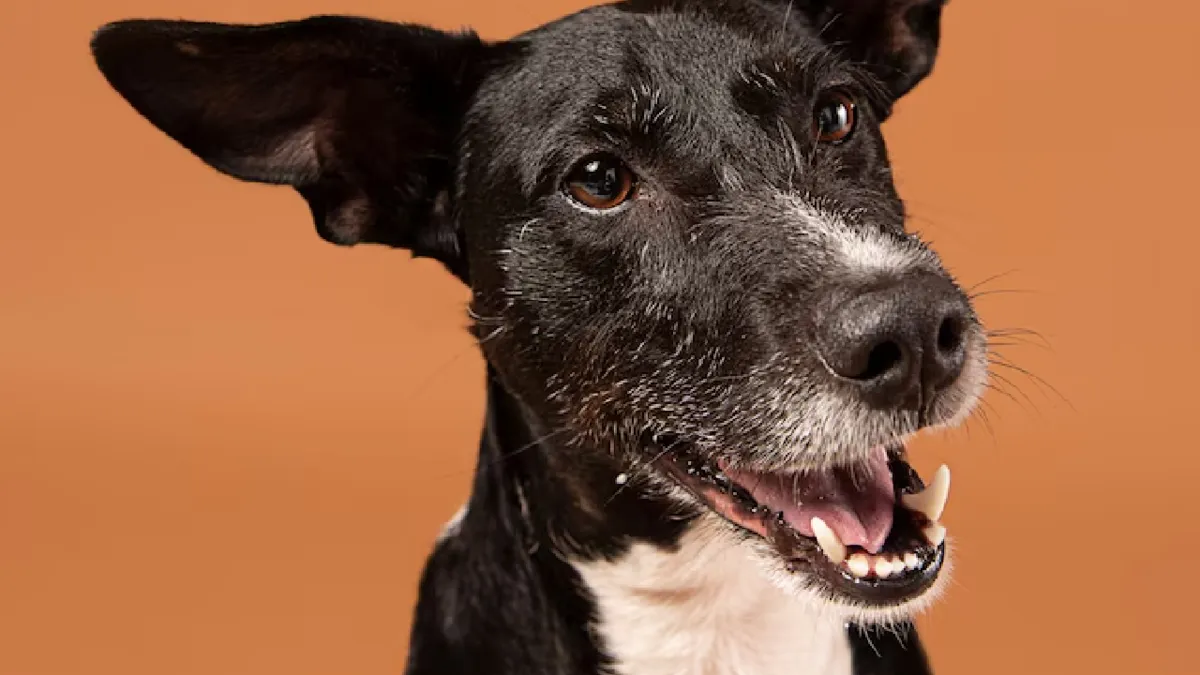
91, 17, 495, 279
801, 0, 947, 105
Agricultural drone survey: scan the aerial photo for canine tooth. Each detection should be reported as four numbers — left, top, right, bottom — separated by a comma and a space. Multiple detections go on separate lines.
923, 523, 947, 548
874, 557, 895, 578
810, 517, 847, 565
847, 553, 871, 578
904, 552, 920, 570
901, 464, 951, 522
615, 473, 628, 485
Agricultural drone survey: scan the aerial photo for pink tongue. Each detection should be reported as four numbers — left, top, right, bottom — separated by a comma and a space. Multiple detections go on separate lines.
722, 447, 895, 554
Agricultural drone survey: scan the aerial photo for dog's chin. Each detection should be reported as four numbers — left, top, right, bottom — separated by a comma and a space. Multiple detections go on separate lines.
649, 439, 951, 624
728, 520, 952, 627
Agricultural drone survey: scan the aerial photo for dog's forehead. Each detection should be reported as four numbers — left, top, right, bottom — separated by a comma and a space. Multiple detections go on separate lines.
472, 3, 838, 186
537, 7, 772, 71
515, 4, 830, 100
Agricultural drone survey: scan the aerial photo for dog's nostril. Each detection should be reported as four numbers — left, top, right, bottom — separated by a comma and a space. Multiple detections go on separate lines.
936, 316, 964, 355
816, 274, 973, 411
855, 340, 904, 382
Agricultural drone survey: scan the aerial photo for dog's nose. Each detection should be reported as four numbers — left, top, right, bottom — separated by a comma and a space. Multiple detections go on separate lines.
816, 274, 972, 410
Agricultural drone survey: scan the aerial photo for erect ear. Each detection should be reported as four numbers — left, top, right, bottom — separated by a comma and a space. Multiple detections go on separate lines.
90, 16, 495, 280
801, 0, 947, 108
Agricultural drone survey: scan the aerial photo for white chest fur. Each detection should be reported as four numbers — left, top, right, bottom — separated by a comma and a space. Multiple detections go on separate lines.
572, 521, 854, 675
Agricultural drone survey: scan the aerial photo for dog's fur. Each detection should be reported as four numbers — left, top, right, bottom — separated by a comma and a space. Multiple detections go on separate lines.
90, 1, 985, 673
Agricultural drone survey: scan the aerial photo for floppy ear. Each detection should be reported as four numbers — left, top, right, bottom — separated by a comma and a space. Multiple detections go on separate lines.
90, 16, 494, 280
802, 0, 947, 106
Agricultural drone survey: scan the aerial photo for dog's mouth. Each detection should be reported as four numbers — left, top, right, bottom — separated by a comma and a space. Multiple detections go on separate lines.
653, 439, 948, 607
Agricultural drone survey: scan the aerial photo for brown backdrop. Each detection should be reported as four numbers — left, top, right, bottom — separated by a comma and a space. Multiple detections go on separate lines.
2, 1, 1196, 673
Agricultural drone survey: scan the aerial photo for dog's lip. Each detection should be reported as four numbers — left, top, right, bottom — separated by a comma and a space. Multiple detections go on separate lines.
650, 440, 949, 606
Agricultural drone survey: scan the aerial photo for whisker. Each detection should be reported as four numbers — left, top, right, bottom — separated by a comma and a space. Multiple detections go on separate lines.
476, 324, 506, 345
986, 369, 1039, 413
605, 436, 685, 506
466, 305, 506, 325
428, 428, 571, 482
987, 327, 1053, 350
968, 288, 1034, 301
973, 398, 998, 439
985, 339, 1031, 350
983, 380, 1022, 408
964, 413, 993, 445
966, 269, 1021, 293
402, 340, 479, 403
989, 355, 1073, 409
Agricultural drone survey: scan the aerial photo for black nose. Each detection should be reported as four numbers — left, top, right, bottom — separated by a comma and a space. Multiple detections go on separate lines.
816, 274, 972, 410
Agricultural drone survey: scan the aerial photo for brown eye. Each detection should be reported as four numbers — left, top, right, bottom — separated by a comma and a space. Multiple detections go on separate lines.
813, 92, 857, 144
564, 154, 637, 210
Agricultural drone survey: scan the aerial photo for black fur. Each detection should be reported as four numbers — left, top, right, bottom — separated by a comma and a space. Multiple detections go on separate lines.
90, 1, 969, 673
91, 17, 494, 278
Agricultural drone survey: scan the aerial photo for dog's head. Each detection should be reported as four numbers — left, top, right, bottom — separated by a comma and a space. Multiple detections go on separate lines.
92, 0, 983, 623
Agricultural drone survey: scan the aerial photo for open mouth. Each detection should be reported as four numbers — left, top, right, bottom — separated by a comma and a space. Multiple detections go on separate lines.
654, 440, 949, 606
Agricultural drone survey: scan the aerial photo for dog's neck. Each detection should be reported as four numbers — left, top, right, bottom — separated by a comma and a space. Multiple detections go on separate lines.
574, 521, 855, 675
405, 373, 929, 675
405, 374, 638, 675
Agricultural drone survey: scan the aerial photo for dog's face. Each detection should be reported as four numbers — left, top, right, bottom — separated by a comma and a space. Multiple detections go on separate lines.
92, 0, 983, 623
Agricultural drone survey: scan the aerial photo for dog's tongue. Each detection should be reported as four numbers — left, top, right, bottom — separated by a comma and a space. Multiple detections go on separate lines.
722, 447, 895, 554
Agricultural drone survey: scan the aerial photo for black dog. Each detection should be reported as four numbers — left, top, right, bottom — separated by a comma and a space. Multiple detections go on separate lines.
90, 1, 985, 672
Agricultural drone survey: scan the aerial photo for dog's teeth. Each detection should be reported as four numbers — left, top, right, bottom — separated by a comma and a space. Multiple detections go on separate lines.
901, 464, 951, 522
847, 553, 871, 578
810, 517, 847, 565
903, 552, 920, 570
615, 473, 628, 485
874, 557, 895, 578
923, 523, 947, 548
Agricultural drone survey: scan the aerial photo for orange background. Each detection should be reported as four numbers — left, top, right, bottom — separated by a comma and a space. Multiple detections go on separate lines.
1, 1, 1196, 674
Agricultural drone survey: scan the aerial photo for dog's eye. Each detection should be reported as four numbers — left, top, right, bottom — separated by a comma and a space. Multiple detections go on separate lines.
564, 154, 637, 210
813, 92, 857, 144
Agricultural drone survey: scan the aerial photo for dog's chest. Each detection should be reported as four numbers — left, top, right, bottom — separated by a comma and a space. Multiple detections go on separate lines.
573, 525, 854, 675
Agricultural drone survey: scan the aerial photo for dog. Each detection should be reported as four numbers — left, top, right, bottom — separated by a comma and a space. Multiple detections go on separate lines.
90, 0, 985, 672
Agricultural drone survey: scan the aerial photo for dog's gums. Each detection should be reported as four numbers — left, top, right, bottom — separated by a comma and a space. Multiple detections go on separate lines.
654, 441, 948, 605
